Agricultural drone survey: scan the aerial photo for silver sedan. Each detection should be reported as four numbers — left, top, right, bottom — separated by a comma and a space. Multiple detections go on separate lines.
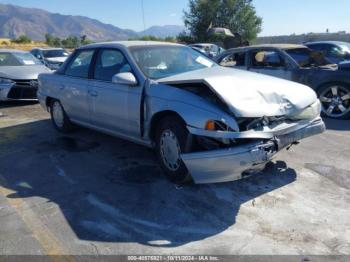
37, 41, 325, 184
0, 49, 51, 101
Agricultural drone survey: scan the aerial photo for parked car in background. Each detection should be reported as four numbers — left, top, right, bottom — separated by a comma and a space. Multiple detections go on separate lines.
304, 41, 350, 64
216, 44, 350, 119
38, 41, 324, 184
31, 47, 69, 70
189, 43, 225, 58
0, 49, 51, 101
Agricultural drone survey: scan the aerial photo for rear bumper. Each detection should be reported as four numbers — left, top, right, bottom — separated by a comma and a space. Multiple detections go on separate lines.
181, 117, 325, 184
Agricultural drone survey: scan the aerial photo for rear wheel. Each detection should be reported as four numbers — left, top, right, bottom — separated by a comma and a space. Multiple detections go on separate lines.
155, 116, 193, 184
318, 84, 350, 119
50, 99, 73, 133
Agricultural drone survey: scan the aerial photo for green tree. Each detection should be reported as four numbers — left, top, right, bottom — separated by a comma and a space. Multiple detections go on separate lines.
61, 36, 80, 48
45, 33, 62, 47
11, 35, 32, 44
45, 33, 54, 45
52, 37, 62, 47
183, 0, 262, 43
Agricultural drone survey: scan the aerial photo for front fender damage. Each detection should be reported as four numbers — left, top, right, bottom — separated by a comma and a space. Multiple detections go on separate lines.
181, 117, 325, 184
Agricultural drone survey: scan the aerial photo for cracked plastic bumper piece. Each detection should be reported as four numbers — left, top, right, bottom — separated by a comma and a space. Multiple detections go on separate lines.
182, 117, 325, 184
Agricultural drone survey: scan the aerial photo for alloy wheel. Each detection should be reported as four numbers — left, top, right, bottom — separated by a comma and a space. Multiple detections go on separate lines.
319, 85, 350, 118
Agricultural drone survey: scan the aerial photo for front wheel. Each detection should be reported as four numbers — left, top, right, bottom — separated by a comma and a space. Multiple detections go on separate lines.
50, 99, 74, 133
155, 116, 193, 184
318, 84, 350, 119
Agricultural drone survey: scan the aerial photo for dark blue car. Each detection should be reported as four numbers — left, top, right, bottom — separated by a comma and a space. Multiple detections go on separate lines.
216, 44, 350, 119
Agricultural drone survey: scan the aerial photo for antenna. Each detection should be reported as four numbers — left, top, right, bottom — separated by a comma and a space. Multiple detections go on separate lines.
141, 0, 146, 32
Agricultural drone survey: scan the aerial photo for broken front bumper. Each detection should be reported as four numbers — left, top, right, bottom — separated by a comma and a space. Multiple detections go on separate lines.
181, 117, 325, 184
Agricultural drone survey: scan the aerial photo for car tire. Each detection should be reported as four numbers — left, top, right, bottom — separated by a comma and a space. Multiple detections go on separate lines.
50, 99, 74, 133
155, 116, 193, 184
318, 83, 350, 119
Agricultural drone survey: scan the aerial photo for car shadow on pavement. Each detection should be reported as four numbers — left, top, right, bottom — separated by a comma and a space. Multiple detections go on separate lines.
0, 101, 38, 109
324, 118, 350, 131
0, 120, 296, 248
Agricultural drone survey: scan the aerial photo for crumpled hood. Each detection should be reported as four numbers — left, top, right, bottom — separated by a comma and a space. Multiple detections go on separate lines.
45, 57, 67, 63
0, 65, 51, 80
158, 67, 317, 117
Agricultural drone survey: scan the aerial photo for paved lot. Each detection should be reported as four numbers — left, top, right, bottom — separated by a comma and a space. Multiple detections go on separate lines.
0, 102, 349, 255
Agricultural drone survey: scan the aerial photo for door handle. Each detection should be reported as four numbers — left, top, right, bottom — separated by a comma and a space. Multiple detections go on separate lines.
89, 90, 98, 97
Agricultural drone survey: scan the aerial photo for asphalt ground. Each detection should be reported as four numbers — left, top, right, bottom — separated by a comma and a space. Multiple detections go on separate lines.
0, 101, 349, 255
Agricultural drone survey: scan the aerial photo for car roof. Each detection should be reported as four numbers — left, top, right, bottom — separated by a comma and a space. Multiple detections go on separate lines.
80, 41, 182, 50
224, 44, 307, 53
33, 47, 64, 50
190, 43, 216, 47
0, 49, 28, 53
304, 41, 350, 46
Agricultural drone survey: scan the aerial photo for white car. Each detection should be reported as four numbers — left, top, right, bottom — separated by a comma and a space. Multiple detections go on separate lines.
31, 48, 69, 70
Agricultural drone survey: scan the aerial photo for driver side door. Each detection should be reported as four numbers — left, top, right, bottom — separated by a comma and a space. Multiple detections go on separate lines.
88, 48, 143, 138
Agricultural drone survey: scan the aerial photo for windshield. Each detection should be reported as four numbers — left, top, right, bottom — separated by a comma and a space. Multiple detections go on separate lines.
129, 45, 216, 79
285, 48, 331, 67
0, 52, 42, 66
43, 49, 69, 58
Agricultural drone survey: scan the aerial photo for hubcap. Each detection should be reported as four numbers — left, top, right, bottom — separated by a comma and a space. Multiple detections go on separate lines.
320, 86, 350, 118
160, 129, 181, 171
52, 102, 64, 128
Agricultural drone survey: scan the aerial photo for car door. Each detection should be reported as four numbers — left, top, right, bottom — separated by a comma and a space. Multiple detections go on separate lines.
88, 48, 143, 138
59, 49, 95, 124
248, 49, 292, 80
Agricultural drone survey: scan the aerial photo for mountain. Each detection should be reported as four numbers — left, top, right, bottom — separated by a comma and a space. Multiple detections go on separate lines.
0, 4, 184, 41
139, 25, 185, 38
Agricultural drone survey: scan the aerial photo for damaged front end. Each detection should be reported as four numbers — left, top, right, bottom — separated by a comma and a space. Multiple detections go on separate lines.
157, 67, 325, 183
181, 107, 325, 184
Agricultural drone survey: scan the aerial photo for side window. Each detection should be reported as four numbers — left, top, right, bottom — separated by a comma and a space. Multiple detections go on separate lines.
220, 52, 246, 67
252, 50, 284, 68
65, 50, 94, 78
94, 49, 132, 82
31, 50, 38, 58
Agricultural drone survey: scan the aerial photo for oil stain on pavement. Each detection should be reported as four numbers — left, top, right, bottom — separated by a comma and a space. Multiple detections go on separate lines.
305, 163, 350, 190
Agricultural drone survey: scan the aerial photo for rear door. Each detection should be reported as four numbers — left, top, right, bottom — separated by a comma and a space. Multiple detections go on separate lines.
59, 49, 95, 124
248, 49, 292, 80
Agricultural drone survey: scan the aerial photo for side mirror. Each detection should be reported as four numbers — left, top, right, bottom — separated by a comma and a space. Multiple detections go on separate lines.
112, 72, 138, 86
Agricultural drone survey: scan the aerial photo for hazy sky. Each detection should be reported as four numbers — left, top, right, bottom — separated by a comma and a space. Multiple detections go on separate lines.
0, 0, 349, 36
